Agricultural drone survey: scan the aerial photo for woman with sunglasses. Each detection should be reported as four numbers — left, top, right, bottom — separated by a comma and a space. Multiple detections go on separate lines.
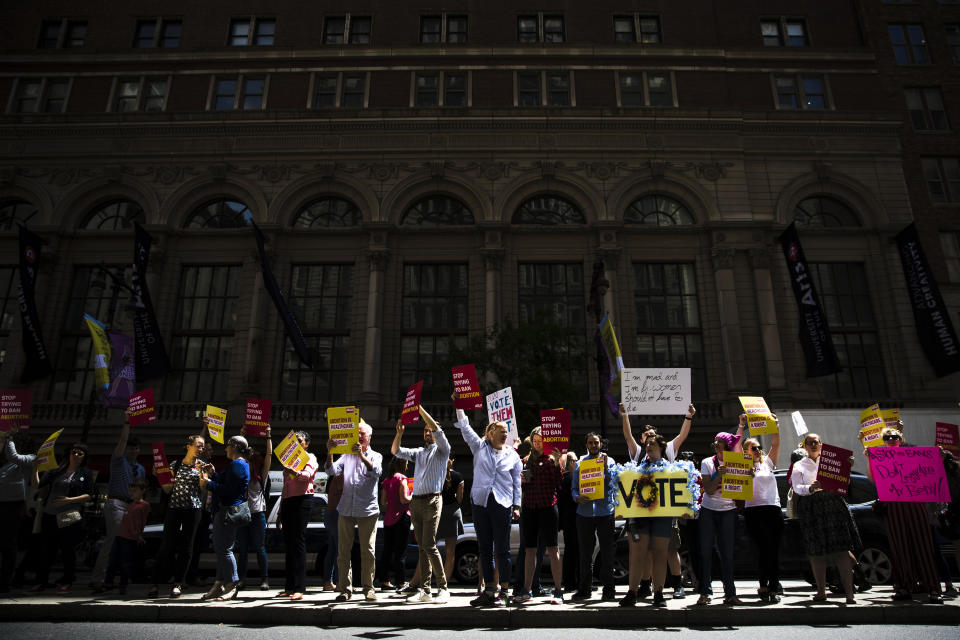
863, 426, 943, 603
792, 433, 858, 603
742, 415, 782, 603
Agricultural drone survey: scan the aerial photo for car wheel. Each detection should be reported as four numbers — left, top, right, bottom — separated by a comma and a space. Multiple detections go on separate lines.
454, 542, 479, 585
858, 544, 893, 585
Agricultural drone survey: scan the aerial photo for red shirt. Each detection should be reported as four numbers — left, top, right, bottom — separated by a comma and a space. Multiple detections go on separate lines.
521, 456, 562, 509
117, 500, 150, 541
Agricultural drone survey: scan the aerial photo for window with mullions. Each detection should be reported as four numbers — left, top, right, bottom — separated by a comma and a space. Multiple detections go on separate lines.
0, 199, 38, 230
280, 264, 353, 401
412, 72, 469, 107
38, 19, 86, 48
809, 263, 888, 399
513, 195, 585, 224
51, 265, 133, 401
11, 78, 70, 113
947, 25, 960, 63
311, 72, 367, 109
323, 15, 372, 44
761, 18, 808, 46
889, 24, 930, 64
111, 76, 167, 112
518, 13, 564, 43
80, 201, 145, 230
293, 197, 361, 228
614, 15, 661, 43
185, 199, 253, 228
793, 196, 860, 227
941, 232, 960, 283
922, 157, 960, 203
400, 264, 468, 400
905, 88, 949, 131
420, 14, 467, 43
633, 263, 706, 396
229, 17, 275, 46
0, 266, 17, 371
516, 71, 573, 107
211, 75, 266, 110
134, 18, 181, 48
625, 195, 694, 226
617, 71, 675, 107
401, 196, 474, 226
774, 74, 829, 110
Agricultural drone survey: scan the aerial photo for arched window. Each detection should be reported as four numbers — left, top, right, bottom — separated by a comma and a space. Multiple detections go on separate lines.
401, 195, 474, 226
512, 194, 585, 224
184, 199, 253, 229
624, 194, 695, 226
80, 200, 145, 230
0, 199, 38, 230
293, 197, 361, 228
793, 196, 860, 227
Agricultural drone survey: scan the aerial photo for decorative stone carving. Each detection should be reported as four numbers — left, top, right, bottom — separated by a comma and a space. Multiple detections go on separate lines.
315, 162, 337, 179
366, 163, 400, 181
367, 249, 391, 271
256, 165, 296, 183
595, 246, 622, 265
539, 160, 559, 178
465, 161, 516, 181
581, 162, 626, 180
428, 160, 446, 178
711, 247, 738, 270
695, 162, 731, 181
480, 248, 505, 270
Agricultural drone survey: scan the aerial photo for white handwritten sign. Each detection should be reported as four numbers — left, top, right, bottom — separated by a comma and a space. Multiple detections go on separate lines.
621, 368, 691, 416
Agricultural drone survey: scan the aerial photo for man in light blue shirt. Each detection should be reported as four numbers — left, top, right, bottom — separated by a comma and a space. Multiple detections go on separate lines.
326, 420, 382, 601
569, 431, 617, 602
391, 405, 450, 604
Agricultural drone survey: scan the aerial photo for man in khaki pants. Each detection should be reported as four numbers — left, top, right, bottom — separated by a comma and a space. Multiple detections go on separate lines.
326, 421, 382, 601
391, 405, 451, 604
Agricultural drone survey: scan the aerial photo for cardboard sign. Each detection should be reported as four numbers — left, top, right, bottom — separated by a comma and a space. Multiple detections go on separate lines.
738, 396, 778, 436
817, 443, 853, 496
0, 389, 32, 432
274, 430, 311, 472
869, 446, 950, 503
486, 387, 519, 448
244, 398, 271, 438
578, 457, 606, 500
721, 451, 754, 500
206, 405, 227, 444
936, 422, 959, 457
621, 368, 691, 415
151, 441, 174, 485
540, 409, 570, 456
35, 428, 64, 472
327, 406, 359, 455
452, 364, 483, 410
401, 381, 423, 425
128, 389, 156, 426
859, 404, 884, 448
791, 410, 809, 437
615, 469, 696, 518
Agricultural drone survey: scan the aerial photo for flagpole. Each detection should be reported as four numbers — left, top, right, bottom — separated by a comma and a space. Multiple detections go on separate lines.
587, 260, 609, 440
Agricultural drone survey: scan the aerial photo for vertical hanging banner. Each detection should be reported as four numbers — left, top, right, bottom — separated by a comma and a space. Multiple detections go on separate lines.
273, 430, 311, 471
151, 441, 174, 485
598, 313, 625, 417
452, 364, 483, 410
132, 223, 170, 382
895, 223, 960, 377
738, 396, 778, 435
326, 406, 359, 454
251, 221, 313, 368
486, 386, 519, 448
0, 389, 32, 432
578, 457, 605, 499
817, 443, 853, 496
244, 398, 271, 438
103, 331, 136, 408
401, 381, 423, 425
83, 314, 112, 391
778, 222, 842, 378
36, 428, 64, 472
936, 422, 959, 457
540, 409, 571, 456
206, 405, 227, 444
721, 451, 754, 500
17, 226, 53, 383
128, 389, 157, 426
859, 404, 884, 448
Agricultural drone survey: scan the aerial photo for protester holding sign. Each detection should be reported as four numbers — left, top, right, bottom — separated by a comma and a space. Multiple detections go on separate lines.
278, 431, 318, 601
742, 416, 783, 603
792, 433, 859, 604
236, 426, 272, 591
0, 424, 35, 594
863, 426, 943, 603
570, 432, 618, 602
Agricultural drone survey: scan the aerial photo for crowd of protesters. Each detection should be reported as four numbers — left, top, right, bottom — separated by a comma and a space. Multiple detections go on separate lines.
1, 394, 958, 610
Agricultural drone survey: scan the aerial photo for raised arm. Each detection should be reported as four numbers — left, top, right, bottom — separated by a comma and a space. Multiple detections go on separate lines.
670, 404, 696, 452
390, 419, 404, 455
732, 415, 746, 453
262, 427, 273, 475
620, 402, 639, 462
767, 414, 780, 467
454, 408, 483, 455
114, 409, 133, 458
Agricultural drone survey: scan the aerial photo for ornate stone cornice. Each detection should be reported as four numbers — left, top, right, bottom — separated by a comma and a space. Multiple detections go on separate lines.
711, 247, 738, 271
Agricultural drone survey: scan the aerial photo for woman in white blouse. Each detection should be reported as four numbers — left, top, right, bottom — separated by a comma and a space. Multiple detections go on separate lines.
791, 433, 859, 603
742, 415, 781, 603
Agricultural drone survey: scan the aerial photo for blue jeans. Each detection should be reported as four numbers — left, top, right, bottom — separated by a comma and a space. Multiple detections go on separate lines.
473, 494, 512, 587
322, 507, 339, 583
236, 511, 268, 581
212, 510, 240, 583
698, 507, 737, 597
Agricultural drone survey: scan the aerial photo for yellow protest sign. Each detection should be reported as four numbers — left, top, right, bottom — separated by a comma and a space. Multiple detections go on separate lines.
721, 451, 754, 500
578, 457, 605, 500
859, 404, 884, 448
615, 469, 696, 518
880, 408, 900, 430
274, 430, 310, 472
738, 396, 778, 436
205, 405, 227, 444
326, 406, 359, 455
36, 428, 64, 472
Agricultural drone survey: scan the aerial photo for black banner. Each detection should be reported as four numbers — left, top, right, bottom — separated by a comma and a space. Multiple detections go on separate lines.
895, 223, 960, 377
132, 222, 170, 381
252, 221, 313, 368
17, 226, 53, 382
778, 222, 842, 377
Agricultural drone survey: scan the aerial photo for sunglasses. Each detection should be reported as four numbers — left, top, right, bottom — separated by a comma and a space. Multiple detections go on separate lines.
805, 440, 821, 447
882, 434, 902, 442
71, 449, 85, 455
748, 445, 761, 452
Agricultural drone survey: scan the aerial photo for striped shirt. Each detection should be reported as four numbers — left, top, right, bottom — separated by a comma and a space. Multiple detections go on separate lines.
327, 448, 383, 518
455, 410, 522, 509
394, 426, 450, 495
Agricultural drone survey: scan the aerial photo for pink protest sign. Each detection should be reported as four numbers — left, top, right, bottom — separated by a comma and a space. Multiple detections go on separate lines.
869, 446, 951, 503
936, 422, 959, 457
244, 398, 271, 437
816, 443, 852, 496
401, 381, 423, 425
128, 389, 157, 426
0, 389, 32, 432
151, 441, 174, 485
540, 409, 571, 456
452, 365, 483, 410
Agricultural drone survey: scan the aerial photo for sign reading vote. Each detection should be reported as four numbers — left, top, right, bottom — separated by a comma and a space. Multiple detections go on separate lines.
621, 368, 691, 415
817, 443, 853, 496
540, 409, 570, 456
486, 387, 518, 448
452, 365, 483, 410
869, 446, 950, 503
615, 469, 696, 518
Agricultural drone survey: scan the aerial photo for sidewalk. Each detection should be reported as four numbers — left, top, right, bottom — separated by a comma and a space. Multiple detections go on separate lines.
2, 581, 958, 627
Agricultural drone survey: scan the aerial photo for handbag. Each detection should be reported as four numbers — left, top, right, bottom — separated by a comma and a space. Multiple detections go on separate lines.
224, 501, 252, 527
56, 509, 82, 528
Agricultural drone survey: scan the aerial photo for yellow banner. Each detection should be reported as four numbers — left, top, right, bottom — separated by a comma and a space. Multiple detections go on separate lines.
273, 430, 310, 472
326, 406, 359, 455
36, 428, 64, 472
83, 314, 111, 391
859, 404, 884, 448
578, 457, 605, 500
738, 395, 778, 436
615, 469, 695, 518
205, 405, 227, 444
721, 451, 754, 500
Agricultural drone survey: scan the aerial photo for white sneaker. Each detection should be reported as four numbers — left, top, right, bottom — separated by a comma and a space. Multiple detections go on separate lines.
365, 589, 378, 601
406, 589, 432, 603
432, 589, 449, 604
